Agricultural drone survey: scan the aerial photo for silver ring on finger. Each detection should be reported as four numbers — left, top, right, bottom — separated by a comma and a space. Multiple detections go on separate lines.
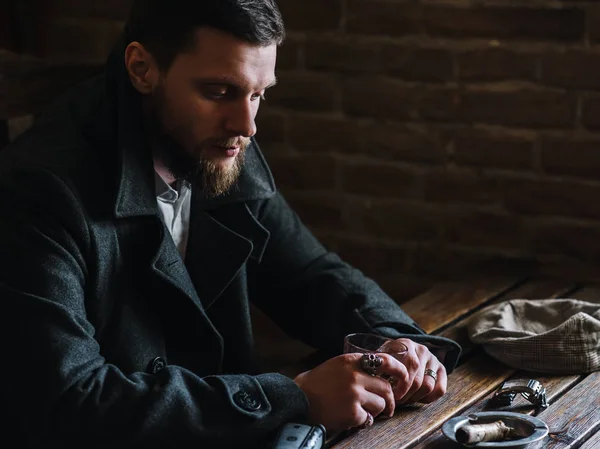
359, 353, 383, 376
359, 411, 374, 429
424, 368, 438, 382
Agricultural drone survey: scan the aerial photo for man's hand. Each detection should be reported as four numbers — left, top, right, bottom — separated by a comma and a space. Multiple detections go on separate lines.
388, 338, 447, 405
293, 353, 407, 432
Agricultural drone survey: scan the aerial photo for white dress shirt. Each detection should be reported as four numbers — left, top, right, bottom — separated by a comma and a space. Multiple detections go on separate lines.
154, 168, 192, 260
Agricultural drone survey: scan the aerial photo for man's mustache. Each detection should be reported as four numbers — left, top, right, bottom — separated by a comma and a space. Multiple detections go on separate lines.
211, 137, 251, 148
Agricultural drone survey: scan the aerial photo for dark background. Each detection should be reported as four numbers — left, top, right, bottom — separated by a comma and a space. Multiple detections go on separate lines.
3, 0, 600, 364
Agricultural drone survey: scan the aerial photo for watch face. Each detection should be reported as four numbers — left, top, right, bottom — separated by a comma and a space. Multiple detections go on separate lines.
499, 379, 524, 389
492, 379, 548, 409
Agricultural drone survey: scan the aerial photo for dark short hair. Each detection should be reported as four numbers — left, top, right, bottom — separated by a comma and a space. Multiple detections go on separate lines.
124, 0, 286, 69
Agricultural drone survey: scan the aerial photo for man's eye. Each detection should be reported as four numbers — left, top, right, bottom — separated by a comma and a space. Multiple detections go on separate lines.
251, 93, 266, 101
203, 87, 228, 99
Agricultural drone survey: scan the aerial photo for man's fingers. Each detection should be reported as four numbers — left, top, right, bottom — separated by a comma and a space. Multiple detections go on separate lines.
355, 353, 405, 417
353, 345, 448, 409
401, 367, 433, 404
363, 375, 396, 417
391, 344, 423, 403
379, 352, 407, 375
359, 388, 387, 422
398, 343, 422, 385
404, 363, 447, 404
416, 365, 447, 404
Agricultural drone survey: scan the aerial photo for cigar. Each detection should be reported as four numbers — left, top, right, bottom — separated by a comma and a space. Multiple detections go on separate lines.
456, 420, 513, 444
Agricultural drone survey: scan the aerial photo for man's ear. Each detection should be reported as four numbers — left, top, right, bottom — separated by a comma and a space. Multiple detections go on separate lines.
124, 42, 160, 94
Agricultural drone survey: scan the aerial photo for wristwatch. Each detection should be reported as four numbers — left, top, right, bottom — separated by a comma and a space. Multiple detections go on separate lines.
491, 379, 549, 409
271, 423, 326, 449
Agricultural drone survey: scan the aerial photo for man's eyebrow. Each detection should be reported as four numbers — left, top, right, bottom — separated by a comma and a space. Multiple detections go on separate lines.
193, 76, 277, 91
265, 78, 277, 89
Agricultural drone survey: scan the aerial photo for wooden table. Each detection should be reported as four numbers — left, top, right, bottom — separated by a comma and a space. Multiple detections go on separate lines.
319, 276, 600, 448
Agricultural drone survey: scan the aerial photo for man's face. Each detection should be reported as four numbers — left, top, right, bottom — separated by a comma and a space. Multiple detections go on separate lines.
147, 28, 277, 196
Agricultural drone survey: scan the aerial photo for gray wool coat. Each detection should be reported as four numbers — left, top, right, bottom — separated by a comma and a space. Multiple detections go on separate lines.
0, 41, 461, 449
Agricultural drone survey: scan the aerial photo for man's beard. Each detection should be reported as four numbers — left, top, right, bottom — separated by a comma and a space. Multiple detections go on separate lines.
154, 133, 248, 198
147, 88, 249, 198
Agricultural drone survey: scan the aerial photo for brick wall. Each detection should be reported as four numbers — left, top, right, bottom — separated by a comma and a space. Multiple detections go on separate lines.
260, 0, 600, 299
17, 0, 600, 301
0, 1, 15, 50
35, 0, 132, 61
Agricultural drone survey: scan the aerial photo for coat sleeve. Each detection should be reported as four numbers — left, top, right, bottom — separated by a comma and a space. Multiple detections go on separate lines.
0, 166, 308, 449
250, 192, 461, 372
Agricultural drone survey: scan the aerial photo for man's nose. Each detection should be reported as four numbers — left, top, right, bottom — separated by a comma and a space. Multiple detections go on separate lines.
225, 100, 257, 138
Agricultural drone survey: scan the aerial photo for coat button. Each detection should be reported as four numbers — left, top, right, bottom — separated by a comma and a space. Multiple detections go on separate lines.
148, 357, 166, 374
233, 391, 262, 411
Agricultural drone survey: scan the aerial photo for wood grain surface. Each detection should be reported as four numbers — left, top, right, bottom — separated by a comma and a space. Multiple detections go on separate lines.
529, 372, 600, 448
401, 276, 521, 334
329, 279, 587, 449
332, 355, 514, 449
579, 429, 600, 449
410, 284, 599, 448
412, 372, 582, 448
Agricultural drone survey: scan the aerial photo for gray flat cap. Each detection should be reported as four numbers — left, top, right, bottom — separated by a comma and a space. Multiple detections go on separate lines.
467, 299, 600, 374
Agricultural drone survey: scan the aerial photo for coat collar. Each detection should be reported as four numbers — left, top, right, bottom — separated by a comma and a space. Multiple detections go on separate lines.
103, 37, 277, 220
102, 37, 273, 318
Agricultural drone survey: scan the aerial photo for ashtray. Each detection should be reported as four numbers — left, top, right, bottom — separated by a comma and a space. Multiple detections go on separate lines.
442, 411, 549, 448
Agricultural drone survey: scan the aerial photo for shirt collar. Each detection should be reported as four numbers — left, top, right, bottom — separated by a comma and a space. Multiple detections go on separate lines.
153, 169, 180, 203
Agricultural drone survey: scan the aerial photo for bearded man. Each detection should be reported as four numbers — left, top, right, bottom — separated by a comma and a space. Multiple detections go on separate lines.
0, 1, 460, 448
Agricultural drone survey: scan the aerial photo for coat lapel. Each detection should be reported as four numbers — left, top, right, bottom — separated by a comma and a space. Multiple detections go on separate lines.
104, 36, 274, 362
150, 223, 205, 309
149, 220, 225, 370
185, 202, 270, 310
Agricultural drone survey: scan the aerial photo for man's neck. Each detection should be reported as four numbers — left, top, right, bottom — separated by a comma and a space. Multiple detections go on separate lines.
153, 154, 177, 187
